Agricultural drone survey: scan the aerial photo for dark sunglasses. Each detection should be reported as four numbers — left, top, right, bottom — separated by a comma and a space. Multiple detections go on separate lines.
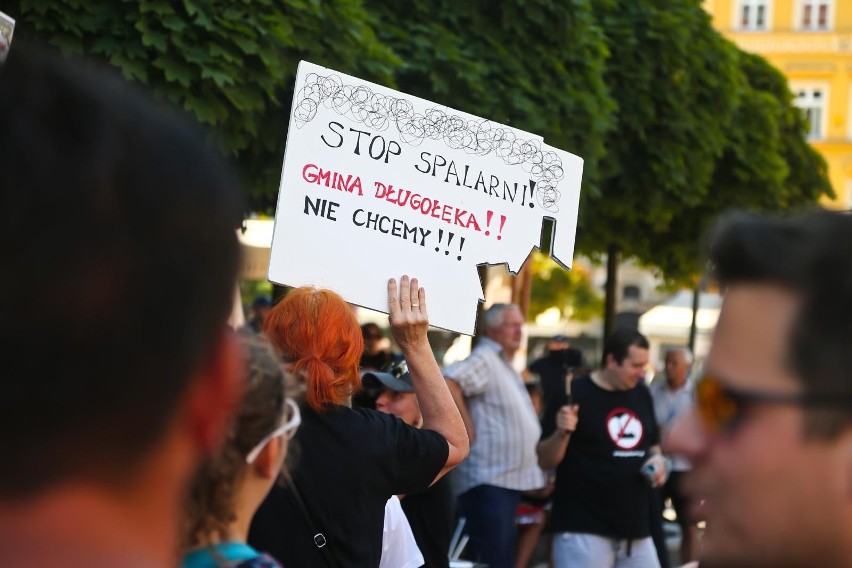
382, 359, 409, 379
696, 374, 852, 434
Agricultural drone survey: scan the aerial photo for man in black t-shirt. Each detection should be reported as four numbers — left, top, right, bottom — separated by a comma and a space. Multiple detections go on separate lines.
537, 329, 667, 568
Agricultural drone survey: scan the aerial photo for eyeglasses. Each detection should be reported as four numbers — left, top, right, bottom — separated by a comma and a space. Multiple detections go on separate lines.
696, 374, 852, 434
382, 359, 409, 379
245, 398, 301, 464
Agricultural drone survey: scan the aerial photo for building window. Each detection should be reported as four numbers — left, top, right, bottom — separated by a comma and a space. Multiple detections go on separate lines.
738, 0, 769, 31
793, 86, 827, 140
800, 0, 831, 30
623, 285, 641, 301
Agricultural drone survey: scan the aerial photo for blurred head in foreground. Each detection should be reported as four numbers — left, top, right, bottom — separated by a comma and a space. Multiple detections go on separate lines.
182, 336, 298, 564
668, 209, 852, 568
0, 43, 245, 566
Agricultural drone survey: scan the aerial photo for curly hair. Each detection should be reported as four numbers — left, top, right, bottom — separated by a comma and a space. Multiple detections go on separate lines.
262, 287, 363, 412
181, 336, 287, 548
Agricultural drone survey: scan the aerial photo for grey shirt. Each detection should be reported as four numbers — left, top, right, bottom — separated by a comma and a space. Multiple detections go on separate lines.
650, 378, 695, 471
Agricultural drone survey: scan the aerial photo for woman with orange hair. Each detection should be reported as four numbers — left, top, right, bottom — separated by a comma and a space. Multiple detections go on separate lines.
249, 276, 468, 568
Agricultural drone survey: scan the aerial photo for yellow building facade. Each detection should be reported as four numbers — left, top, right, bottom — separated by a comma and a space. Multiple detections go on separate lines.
704, 0, 852, 208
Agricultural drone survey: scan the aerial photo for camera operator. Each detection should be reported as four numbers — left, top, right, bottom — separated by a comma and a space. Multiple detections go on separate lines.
528, 335, 584, 421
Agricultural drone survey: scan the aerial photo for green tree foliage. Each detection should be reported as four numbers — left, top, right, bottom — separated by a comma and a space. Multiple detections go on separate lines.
578, 0, 743, 265
13, 0, 830, 299
364, 0, 615, 196
14, 0, 399, 210
570, 0, 830, 335
528, 252, 603, 322
651, 51, 833, 282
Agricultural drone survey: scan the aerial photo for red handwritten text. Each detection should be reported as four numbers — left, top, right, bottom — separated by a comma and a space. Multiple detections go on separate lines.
303, 163, 363, 196
373, 181, 481, 231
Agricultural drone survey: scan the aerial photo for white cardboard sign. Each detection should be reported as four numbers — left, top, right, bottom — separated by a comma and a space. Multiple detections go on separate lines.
268, 61, 583, 335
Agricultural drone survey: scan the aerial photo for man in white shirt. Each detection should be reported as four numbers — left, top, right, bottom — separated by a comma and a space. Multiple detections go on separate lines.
445, 303, 545, 568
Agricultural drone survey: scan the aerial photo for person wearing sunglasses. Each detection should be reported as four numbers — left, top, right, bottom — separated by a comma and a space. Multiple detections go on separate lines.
363, 361, 455, 568
249, 276, 468, 567
181, 336, 299, 568
666, 210, 852, 568
537, 328, 667, 568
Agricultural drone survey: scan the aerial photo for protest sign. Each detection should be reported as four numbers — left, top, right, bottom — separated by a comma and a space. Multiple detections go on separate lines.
268, 61, 583, 335
0, 12, 14, 63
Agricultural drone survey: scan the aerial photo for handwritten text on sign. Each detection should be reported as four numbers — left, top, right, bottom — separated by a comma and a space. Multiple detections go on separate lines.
268, 61, 583, 335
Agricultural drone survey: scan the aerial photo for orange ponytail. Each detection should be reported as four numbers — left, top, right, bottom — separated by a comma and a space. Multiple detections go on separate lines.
262, 287, 363, 411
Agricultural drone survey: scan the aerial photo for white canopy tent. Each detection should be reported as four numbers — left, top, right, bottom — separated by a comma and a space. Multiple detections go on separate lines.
238, 219, 275, 281
638, 290, 721, 367
227, 219, 275, 328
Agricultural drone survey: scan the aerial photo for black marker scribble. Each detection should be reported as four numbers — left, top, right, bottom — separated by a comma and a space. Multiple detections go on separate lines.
294, 72, 564, 212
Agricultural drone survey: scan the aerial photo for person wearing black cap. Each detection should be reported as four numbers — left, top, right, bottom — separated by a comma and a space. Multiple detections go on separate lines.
363, 362, 455, 568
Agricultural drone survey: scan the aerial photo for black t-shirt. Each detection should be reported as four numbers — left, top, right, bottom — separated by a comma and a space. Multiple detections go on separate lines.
400, 475, 454, 568
542, 374, 659, 539
249, 404, 449, 568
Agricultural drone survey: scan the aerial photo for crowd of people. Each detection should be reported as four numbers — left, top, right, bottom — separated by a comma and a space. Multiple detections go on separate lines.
3, 43, 852, 568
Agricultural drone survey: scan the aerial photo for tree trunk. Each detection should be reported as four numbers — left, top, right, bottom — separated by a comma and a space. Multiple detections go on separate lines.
604, 243, 620, 341
689, 284, 701, 353
513, 257, 534, 321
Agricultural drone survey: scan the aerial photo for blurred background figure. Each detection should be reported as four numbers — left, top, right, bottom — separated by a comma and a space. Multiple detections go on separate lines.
527, 335, 584, 423
360, 322, 396, 371
243, 295, 273, 335
181, 336, 299, 568
650, 347, 698, 565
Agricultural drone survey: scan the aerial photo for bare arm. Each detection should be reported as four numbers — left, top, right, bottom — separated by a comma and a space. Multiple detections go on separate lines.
536, 405, 578, 470
388, 276, 469, 483
446, 378, 476, 445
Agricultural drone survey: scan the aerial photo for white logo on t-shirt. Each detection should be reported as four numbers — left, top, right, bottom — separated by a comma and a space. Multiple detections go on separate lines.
606, 408, 644, 450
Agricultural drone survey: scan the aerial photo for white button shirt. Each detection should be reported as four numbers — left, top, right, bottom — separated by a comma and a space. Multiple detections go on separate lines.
444, 337, 546, 496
